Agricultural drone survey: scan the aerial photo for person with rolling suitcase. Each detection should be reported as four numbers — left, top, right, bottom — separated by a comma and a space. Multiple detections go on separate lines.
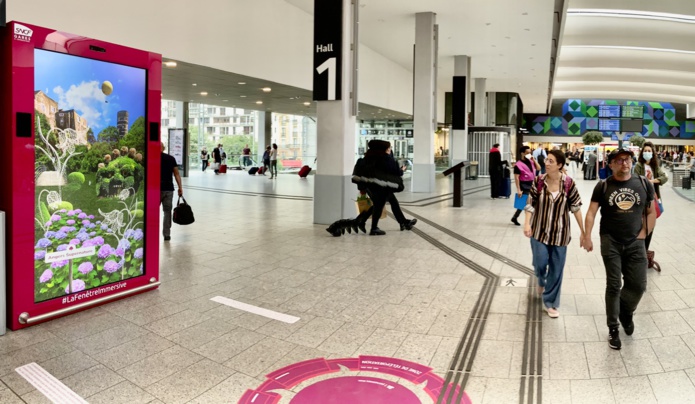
269, 143, 278, 179
261, 146, 271, 176
489, 143, 502, 199
512, 145, 540, 226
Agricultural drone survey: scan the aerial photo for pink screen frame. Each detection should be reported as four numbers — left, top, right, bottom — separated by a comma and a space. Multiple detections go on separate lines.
3, 21, 161, 330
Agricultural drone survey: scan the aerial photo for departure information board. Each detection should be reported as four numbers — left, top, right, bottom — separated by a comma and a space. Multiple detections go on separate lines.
622, 106, 643, 119
599, 119, 620, 131
598, 105, 620, 118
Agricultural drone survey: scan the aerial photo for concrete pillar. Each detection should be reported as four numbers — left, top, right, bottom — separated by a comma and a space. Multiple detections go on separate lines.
450, 55, 470, 167
180, 102, 189, 177
411, 12, 437, 193
474, 78, 486, 126
487, 92, 496, 126
256, 111, 270, 163
313, 0, 356, 224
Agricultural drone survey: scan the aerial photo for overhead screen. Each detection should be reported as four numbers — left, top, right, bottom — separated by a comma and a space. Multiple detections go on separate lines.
621, 105, 643, 119
598, 105, 620, 118
621, 119, 643, 132
598, 119, 620, 132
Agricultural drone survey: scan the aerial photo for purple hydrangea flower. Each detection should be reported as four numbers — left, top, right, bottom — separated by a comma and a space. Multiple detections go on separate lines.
124, 229, 134, 239
88, 215, 95, 220
133, 229, 144, 241
89, 231, 96, 237
35, 238, 52, 248
87, 223, 96, 229
82, 239, 96, 248
45, 221, 52, 227
82, 220, 91, 226
54, 231, 67, 240
77, 262, 94, 275
76, 232, 89, 242
51, 260, 68, 268
44, 231, 56, 238
101, 224, 109, 231
65, 279, 86, 294
66, 220, 75, 225
115, 248, 125, 257
134, 248, 143, 259
60, 226, 76, 233
67, 210, 75, 216
118, 259, 125, 269
74, 209, 82, 214
104, 260, 119, 273
58, 209, 66, 213
96, 220, 101, 224
118, 239, 131, 251
93, 236, 104, 246
78, 213, 87, 219
139, 263, 143, 274
69, 239, 81, 245
97, 244, 113, 259
50, 214, 61, 221
56, 244, 68, 252
34, 250, 46, 260
39, 269, 53, 283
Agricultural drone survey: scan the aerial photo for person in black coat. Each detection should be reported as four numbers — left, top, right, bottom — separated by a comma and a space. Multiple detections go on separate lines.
489, 143, 502, 199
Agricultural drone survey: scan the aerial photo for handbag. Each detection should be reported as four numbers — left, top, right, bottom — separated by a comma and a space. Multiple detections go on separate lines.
173, 196, 195, 225
513, 193, 528, 210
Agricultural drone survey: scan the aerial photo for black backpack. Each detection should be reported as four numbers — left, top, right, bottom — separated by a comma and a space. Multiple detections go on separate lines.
173, 196, 195, 225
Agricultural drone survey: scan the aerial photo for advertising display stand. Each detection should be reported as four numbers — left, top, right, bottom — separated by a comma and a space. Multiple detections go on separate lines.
0, 22, 162, 330
1, 211, 6, 336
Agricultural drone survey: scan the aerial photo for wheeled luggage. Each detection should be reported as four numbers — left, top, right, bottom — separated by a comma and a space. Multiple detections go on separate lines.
298, 165, 312, 178
683, 176, 692, 189
257, 166, 265, 175
218, 164, 227, 174
500, 178, 511, 198
599, 167, 608, 180
248, 167, 259, 175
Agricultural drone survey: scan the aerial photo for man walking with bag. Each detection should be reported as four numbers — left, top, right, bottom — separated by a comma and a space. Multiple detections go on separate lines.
161, 143, 183, 241
582, 148, 656, 350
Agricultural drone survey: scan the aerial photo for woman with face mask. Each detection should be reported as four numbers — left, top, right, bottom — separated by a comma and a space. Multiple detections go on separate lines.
511, 145, 541, 225
633, 141, 667, 271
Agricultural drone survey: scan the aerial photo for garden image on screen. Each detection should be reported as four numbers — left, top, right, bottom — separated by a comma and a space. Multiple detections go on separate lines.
33, 49, 147, 303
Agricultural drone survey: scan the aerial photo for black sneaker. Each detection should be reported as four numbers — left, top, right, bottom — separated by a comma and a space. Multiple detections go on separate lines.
400, 219, 418, 231
369, 228, 386, 236
511, 218, 521, 226
608, 327, 621, 350
164, 236, 171, 241
358, 222, 367, 234
619, 312, 635, 336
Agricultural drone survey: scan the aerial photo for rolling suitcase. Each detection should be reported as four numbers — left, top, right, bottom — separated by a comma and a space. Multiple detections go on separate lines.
257, 166, 265, 175
500, 178, 511, 198
683, 176, 692, 189
248, 167, 259, 175
298, 165, 312, 178
218, 164, 227, 174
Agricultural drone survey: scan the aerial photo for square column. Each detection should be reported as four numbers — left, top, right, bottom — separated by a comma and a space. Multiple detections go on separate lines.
313, 0, 357, 224
451, 55, 470, 167
474, 78, 486, 126
411, 12, 437, 193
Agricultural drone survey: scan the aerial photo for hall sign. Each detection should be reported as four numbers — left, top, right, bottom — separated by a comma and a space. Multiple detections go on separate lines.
313, 0, 342, 101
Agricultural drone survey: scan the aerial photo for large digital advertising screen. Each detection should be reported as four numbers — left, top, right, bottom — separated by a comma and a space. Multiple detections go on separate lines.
33, 49, 147, 303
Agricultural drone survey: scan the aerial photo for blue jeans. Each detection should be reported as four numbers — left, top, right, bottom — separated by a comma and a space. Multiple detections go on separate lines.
530, 237, 567, 309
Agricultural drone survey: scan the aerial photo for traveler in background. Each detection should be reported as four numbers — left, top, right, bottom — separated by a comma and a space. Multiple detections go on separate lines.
533, 145, 547, 174
634, 141, 667, 272
512, 145, 540, 226
262, 146, 271, 176
212, 144, 222, 175
242, 144, 251, 167
583, 148, 656, 350
160, 143, 183, 241
489, 143, 503, 199
523, 150, 584, 318
689, 152, 695, 180
200, 147, 209, 172
269, 143, 278, 179
585, 150, 598, 180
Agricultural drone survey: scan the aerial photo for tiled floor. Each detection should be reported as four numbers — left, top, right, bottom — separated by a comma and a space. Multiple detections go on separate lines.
2, 169, 695, 403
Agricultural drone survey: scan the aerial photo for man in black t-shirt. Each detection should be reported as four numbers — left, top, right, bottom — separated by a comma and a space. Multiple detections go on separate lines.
161, 143, 183, 241
583, 148, 656, 350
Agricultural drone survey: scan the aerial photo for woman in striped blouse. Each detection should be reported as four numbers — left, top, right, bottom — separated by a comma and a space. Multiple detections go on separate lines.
523, 149, 585, 318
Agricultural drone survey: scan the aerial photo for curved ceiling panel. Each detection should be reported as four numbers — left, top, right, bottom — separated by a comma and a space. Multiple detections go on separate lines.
554, 1, 695, 105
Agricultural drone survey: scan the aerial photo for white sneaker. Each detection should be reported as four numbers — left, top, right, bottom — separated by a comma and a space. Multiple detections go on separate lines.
546, 307, 559, 318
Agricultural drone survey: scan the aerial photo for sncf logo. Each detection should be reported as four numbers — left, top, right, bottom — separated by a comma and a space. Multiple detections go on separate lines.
14, 23, 34, 42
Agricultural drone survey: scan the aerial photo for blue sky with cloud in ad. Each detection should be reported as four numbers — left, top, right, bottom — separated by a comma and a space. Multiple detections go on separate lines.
34, 49, 146, 135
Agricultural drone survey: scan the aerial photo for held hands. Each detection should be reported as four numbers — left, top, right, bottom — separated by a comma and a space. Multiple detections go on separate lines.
581, 234, 593, 252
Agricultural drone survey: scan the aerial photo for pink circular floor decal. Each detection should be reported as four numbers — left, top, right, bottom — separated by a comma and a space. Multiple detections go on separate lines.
290, 376, 420, 404
238, 355, 471, 404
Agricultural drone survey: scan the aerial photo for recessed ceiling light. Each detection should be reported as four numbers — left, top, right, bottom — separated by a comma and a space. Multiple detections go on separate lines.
262, 87, 272, 92
163, 61, 177, 67
223, 100, 228, 102
240, 95, 247, 98
238, 82, 246, 85
303, 102, 311, 106
192, 83, 197, 86
256, 101, 263, 105
200, 92, 208, 96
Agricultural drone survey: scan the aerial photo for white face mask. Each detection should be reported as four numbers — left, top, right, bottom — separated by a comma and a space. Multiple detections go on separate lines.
643, 152, 653, 161
525, 153, 532, 160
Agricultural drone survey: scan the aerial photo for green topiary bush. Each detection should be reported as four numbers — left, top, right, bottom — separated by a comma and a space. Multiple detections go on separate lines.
67, 172, 86, 185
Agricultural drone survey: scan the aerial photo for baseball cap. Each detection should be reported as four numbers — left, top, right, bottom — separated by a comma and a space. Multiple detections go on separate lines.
606, 148, 634, 163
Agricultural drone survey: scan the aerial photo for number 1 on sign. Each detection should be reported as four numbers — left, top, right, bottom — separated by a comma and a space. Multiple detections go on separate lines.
316, 57, 336, 100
